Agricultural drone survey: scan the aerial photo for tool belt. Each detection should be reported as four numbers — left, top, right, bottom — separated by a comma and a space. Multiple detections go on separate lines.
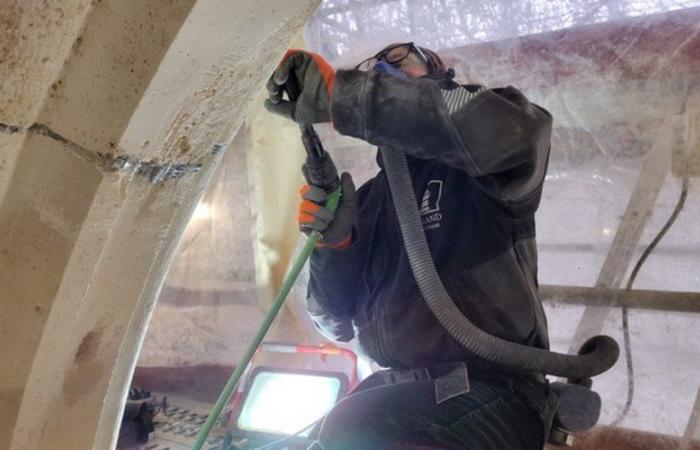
353, 362, 472, 404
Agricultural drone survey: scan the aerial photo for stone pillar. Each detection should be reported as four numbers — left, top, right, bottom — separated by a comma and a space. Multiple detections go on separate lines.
0, 1, 319, 449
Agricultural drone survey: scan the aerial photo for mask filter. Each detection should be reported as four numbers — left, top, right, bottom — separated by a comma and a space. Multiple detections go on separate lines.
373, 61, 407, 79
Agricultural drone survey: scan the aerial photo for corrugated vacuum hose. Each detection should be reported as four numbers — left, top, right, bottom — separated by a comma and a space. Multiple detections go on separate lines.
380, 146, 620, 379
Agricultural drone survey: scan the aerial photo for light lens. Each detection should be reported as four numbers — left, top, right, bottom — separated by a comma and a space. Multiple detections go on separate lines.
237, 371, 341, 436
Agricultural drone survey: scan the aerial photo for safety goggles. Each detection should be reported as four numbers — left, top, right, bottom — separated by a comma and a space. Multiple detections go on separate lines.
355, 42, 436, 73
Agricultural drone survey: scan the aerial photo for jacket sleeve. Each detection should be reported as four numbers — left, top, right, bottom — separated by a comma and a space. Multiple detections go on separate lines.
331, 69, 553, 212
305, 236, 365, 342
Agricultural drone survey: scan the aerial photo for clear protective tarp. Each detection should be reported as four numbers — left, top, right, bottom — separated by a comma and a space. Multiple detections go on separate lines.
304, 0, 700, 440
137, 0, 700, 444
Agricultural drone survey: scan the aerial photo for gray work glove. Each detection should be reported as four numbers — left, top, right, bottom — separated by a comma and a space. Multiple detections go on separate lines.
265, 50, 335, 124
298, 173, 356, 249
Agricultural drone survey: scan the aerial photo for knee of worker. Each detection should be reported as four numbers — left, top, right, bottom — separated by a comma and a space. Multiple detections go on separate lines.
316, 381, 440, 449
316, 392, 379, 443
321, 379, 437, 429
316, 389, 402, 449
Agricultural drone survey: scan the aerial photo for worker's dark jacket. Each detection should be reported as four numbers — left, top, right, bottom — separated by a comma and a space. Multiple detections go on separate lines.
306, 69, 553, 370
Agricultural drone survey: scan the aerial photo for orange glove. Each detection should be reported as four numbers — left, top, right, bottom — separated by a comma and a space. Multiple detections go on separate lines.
265, 50, 335, 124
298, 173, 356, 249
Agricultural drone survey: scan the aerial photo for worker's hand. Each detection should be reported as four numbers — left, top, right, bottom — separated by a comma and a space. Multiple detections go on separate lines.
265, 50, 335, 124
298, 173, 356, 249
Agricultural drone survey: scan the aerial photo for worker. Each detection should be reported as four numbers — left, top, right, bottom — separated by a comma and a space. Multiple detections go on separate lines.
265, 43, 554, 450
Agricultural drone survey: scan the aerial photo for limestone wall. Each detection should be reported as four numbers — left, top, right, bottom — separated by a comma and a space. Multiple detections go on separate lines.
0, 1, 319, 449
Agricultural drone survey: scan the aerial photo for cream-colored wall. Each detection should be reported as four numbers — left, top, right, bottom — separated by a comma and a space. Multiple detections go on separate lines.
0, 1, 319, 449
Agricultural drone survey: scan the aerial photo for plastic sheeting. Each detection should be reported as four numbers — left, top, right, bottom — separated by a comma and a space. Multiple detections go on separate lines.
137, 126, 267, 368
304, 0, 700, 439
139, 34, 326, 371
137, 0, 700, 442
306, 0, 700, 62
139, 95, 315, 368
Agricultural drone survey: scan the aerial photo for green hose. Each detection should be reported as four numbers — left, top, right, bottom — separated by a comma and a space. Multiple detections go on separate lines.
191, 188, 342, 450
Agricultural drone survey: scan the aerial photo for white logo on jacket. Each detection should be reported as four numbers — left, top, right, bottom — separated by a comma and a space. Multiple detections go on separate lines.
420, 180, 443, 230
